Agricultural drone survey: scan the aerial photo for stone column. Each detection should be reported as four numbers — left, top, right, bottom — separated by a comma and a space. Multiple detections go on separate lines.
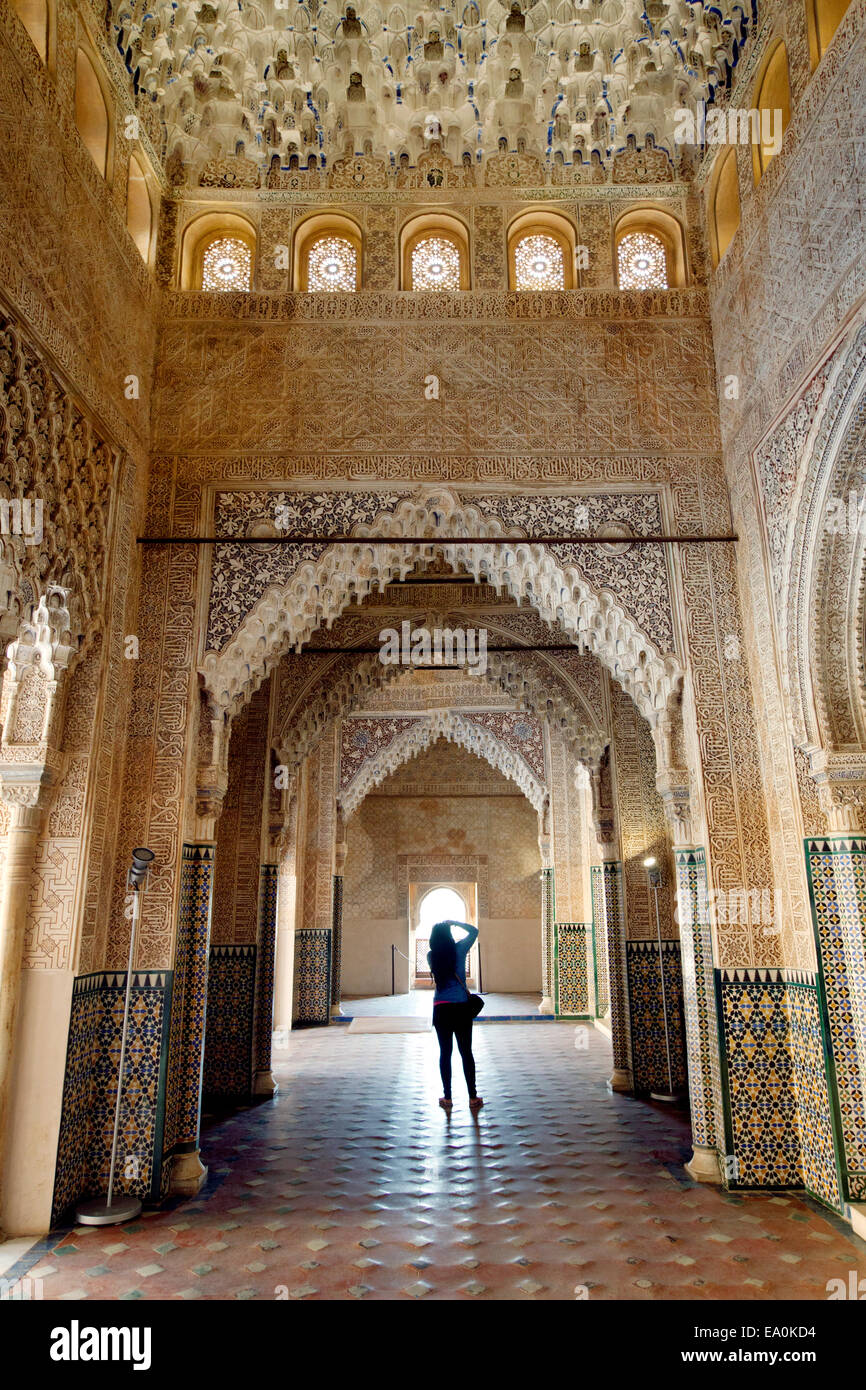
538, 798, 555, 1014
273, 792, 299, 1034
657, 764, 723, 1183
601, 858, 631, 1092
166, 722, 229, 1197
0, 596, 71, 1227
0, 784, 62, 1219
329, 811, 347, 1018
252, 863, 279, 1096
294, 734, 337, 1025
589, 757, 632, 1091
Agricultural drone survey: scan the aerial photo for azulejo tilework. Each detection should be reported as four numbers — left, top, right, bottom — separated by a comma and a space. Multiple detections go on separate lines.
555, 923, 592, 1017
52, 971, 172, 1223
716, 970, 803, 1190
806, 836, 866, 1201
163, 845, 215, 1175
203, 946, 257, 1102
626, 941, 687, 1095
295, 928, 333, 1025
590, 866, 610, 1016
675, 848, 723, 1152
786, 982, 843, 1211
254, 865, 279, 1075
602, 861, 631, 1077
331, 873, 344, 1008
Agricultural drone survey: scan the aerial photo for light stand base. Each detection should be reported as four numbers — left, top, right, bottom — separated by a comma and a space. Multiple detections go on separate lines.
75, 1194, 142, 1227
650, 1090, 684, 1104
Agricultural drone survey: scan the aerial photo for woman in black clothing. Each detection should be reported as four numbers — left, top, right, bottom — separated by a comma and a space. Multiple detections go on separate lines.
427, 920, 483, 1111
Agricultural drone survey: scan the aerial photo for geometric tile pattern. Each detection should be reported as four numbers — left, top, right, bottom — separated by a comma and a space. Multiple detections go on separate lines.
717, 972, 803, 1190
163, 845, 216, 1177
25, 1026, 866, 1301
254, 866, 279, 1075
540, 868, 555, 1001
202, 947, 256, 1103
601, 861, 630, 1076
555, 923, 591, 1017
52, 976, 103, 1224
675, 849, 723, 1151
295, 928, 332, 1026
330, 874, 343, 1009
89, 974, 174, 1209
626, 941, 686, 1095
787, 982, 843, 1211
590, 866, 610, 1016
805, 836, 866, 1201
52, 971, 172, 1224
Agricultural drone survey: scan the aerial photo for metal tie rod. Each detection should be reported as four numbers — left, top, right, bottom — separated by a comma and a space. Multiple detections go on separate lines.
277, 644, 644, 655
137, 533, 737, 545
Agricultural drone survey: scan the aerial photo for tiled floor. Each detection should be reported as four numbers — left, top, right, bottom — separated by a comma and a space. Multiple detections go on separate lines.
341, 990, 542, 1018
9, 1023, 866, 1300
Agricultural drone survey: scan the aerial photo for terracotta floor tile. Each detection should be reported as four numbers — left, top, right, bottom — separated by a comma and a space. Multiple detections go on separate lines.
13, 1024, 866, 1301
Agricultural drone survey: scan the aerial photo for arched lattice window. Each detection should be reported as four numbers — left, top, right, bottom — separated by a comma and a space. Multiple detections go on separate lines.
306, 235, 357, 292
513, 233, 565, 291
12, 0, 50, 63
616, 231, 668, 290
74, 46, 111, 178
410, 236, 461, 291
201, 236, 252, 292
807, 0, 851, 70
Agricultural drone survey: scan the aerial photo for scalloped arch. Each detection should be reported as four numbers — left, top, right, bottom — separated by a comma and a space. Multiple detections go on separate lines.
340, 708, 546, 819
274, 618, 608, 773
202, 488, 682, 730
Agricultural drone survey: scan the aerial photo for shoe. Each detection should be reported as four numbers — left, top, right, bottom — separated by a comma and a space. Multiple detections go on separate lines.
439, 1097, 453, 1110
469, 1096, 484, 1110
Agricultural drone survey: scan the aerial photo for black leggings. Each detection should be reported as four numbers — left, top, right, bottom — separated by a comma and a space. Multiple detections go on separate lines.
433, 1003, 477, 1099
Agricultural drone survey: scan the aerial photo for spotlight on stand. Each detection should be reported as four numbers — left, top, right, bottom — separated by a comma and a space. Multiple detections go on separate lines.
643, 854, 661, 887
643, 854, 683, 1105
75, 849, 155, 1227
129, 846, 155, 888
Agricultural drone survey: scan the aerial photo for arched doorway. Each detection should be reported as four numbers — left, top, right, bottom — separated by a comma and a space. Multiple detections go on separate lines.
413, 885, 473, 988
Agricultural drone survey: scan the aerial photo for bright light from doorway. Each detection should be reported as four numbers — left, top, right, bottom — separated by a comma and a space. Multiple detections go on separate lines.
418, 886, 468, 932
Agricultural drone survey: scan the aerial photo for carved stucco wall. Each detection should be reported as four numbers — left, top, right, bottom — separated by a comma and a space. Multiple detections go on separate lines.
609, 676, 678, 946
0, 2, 160, 455
212, 681, 270, 948
708, 0, 866, 965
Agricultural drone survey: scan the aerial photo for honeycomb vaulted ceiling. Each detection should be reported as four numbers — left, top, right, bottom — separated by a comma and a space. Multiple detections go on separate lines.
109, 1, 755, 183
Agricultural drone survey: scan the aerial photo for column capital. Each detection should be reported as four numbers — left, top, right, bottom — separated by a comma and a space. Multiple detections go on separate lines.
0, 743, 68, 826
194, 765, 229, 841
655, 763, 695, 848
805, 748, 866, 834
